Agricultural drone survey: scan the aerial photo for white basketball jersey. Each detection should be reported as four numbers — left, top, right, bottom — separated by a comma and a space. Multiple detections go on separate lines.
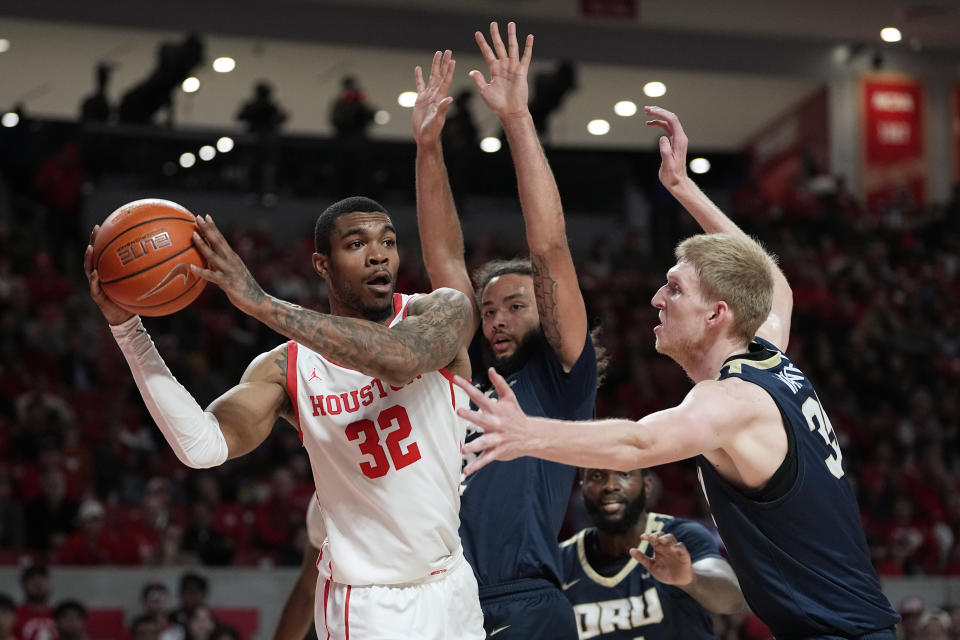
286, 293, 469, 586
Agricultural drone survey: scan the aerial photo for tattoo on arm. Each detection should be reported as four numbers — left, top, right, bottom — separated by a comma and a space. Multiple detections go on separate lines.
244, 272, 267, 305
530, 254, 563, 352
273, 348, 294, 418
262, 292, 468, 380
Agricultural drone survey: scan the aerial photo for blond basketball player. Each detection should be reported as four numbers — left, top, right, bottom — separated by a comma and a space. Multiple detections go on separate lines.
84, 194, 484, 635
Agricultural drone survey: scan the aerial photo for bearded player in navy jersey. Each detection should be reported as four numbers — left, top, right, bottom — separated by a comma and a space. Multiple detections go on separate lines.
455, 106, 901, 640
412, 22, 598, 639
560, 468, 743, 640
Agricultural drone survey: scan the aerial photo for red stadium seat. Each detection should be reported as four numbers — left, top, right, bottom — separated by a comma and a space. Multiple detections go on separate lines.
86, 608, 126, 640
212, 608, 259, 640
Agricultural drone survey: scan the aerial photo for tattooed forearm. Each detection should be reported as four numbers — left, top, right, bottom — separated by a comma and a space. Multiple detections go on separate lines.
243, 272, 267, 305
530, 254, 563, 353
257, 291, 469, 384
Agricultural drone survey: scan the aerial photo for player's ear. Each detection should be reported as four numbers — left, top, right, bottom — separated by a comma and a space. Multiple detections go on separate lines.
312, 252, 329, 279
707, 300, 728, 326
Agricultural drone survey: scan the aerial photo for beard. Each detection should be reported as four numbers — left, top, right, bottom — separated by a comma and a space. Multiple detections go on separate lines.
584, 488, 647, 535
328, 269, 395, 323
479, 327, 544, 384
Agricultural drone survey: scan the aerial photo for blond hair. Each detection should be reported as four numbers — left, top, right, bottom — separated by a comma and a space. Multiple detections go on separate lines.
675, 233, 774, 344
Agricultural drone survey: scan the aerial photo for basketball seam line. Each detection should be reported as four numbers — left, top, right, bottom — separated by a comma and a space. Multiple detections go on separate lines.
94, 214, 195, 266
99, 244, 198, 285
117, 276, 203, 310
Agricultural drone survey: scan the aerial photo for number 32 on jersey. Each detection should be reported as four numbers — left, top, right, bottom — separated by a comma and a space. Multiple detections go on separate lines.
345, 404, 422, 479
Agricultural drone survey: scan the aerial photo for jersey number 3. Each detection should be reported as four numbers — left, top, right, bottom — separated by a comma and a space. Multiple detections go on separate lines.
801, 397, 844, 479
345, 405, 422, 479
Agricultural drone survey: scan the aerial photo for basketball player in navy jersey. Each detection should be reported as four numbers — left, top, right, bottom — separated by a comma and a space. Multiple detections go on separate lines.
560, 468, 743, 640
411, 22, 597, 639
455, 106, 901, 640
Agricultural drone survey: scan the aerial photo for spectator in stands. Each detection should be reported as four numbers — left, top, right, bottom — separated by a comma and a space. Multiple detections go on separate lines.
137, 583, 174, 638
916, 608, 952, 640
899, 596, 926, 640
58, 499, 134, 565
130, 613, 160, 640
210, 626, 240, 640
53, 600, 88, 640
169, 573, 209, 630
0, 473, 25, 548
329, 76, 374, 139
254, 468, 304, 555
184, 605, 216, 640
14, 565, 57, 640
0, 594, 16, 640
236, 81, 286, 200
182, 501, 234, 566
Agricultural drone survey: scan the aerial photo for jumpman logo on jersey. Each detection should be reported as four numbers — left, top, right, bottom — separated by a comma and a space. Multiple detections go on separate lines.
308, 368, 322, 383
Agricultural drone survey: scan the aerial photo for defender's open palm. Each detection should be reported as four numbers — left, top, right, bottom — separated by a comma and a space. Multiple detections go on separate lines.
454, 368, 535, 475
470, 21, 533, 121
630, 532, 694, 586
190, 214, 266, 315
413, 49, 456, 145
645, 106, 689, 190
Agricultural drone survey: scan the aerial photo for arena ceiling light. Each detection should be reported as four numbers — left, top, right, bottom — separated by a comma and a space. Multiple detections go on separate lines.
689, 157, 711, 174
0, 39, 10, 53
643, 81, 667, 98
374, 110, 391, 125
198, 145, 216, 161
587, 119, 610, 136
614, 100, 638, 117
880, 27, 902, 43
179, 152, 197, 168
1, 112, 18, 128
212, 57, 236, 73
480, 136, 501, 153
397, 92, 417, 108
216, 137, 234, 153
182, 77, 200, 93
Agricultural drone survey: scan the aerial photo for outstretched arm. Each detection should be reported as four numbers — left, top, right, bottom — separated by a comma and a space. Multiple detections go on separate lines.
471, 22, 588, 370
455, 369, 743, 474
85, 226, 291, 468
190, 215, 473, 385
646, 105, 793, 350
413, 50, 479, 329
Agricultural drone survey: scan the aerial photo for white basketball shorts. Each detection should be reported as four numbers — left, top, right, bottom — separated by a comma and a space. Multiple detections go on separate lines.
314, 544, 484, 640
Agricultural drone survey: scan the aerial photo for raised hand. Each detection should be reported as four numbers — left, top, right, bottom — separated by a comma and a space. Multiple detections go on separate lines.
84, 225, 135, 325
454, 368, 535, 475
645, 105, 689, 190
629, 532, 694, 586
469, 21, 534, 122
189, 214, 266, 315
413, 50, 456, 146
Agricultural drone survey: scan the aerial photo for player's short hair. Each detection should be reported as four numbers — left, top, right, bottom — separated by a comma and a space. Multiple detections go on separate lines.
473, 258, 533, 298
675, 233, 775, 344
53, 600, 87, 619
0, 593, 15, 612
314, 196, 389, 255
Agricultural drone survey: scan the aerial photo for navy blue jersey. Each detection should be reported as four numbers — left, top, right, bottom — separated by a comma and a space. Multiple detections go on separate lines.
560, 513, 720, 640
697, 337, 899, 638
460, 333, 598, 587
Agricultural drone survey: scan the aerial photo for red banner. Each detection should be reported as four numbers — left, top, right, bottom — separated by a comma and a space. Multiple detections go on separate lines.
742, 86, 829, 204
862, 76, 925, 208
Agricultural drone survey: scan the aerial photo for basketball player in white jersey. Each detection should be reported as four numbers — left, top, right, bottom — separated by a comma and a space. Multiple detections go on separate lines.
273, 495, 325, 640
84, 133, 484, 639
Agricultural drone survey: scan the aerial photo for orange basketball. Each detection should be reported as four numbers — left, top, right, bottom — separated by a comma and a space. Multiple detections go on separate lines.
93, 199, 207, 316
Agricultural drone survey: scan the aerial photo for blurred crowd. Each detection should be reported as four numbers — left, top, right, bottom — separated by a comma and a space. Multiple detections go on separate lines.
1, 119, 959, 640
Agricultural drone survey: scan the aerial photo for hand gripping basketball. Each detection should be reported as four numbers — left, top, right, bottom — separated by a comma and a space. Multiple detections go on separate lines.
85, 225, 135, 326
189, 214, 268, 316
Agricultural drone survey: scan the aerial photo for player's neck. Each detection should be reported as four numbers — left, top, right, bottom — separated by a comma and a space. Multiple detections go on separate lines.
679, 336, 751, 383
327, 298, 394, 326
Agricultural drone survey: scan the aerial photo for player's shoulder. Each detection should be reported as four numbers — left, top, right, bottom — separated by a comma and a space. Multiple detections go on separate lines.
560, 528, 587, 550
241, 342, 289, 385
